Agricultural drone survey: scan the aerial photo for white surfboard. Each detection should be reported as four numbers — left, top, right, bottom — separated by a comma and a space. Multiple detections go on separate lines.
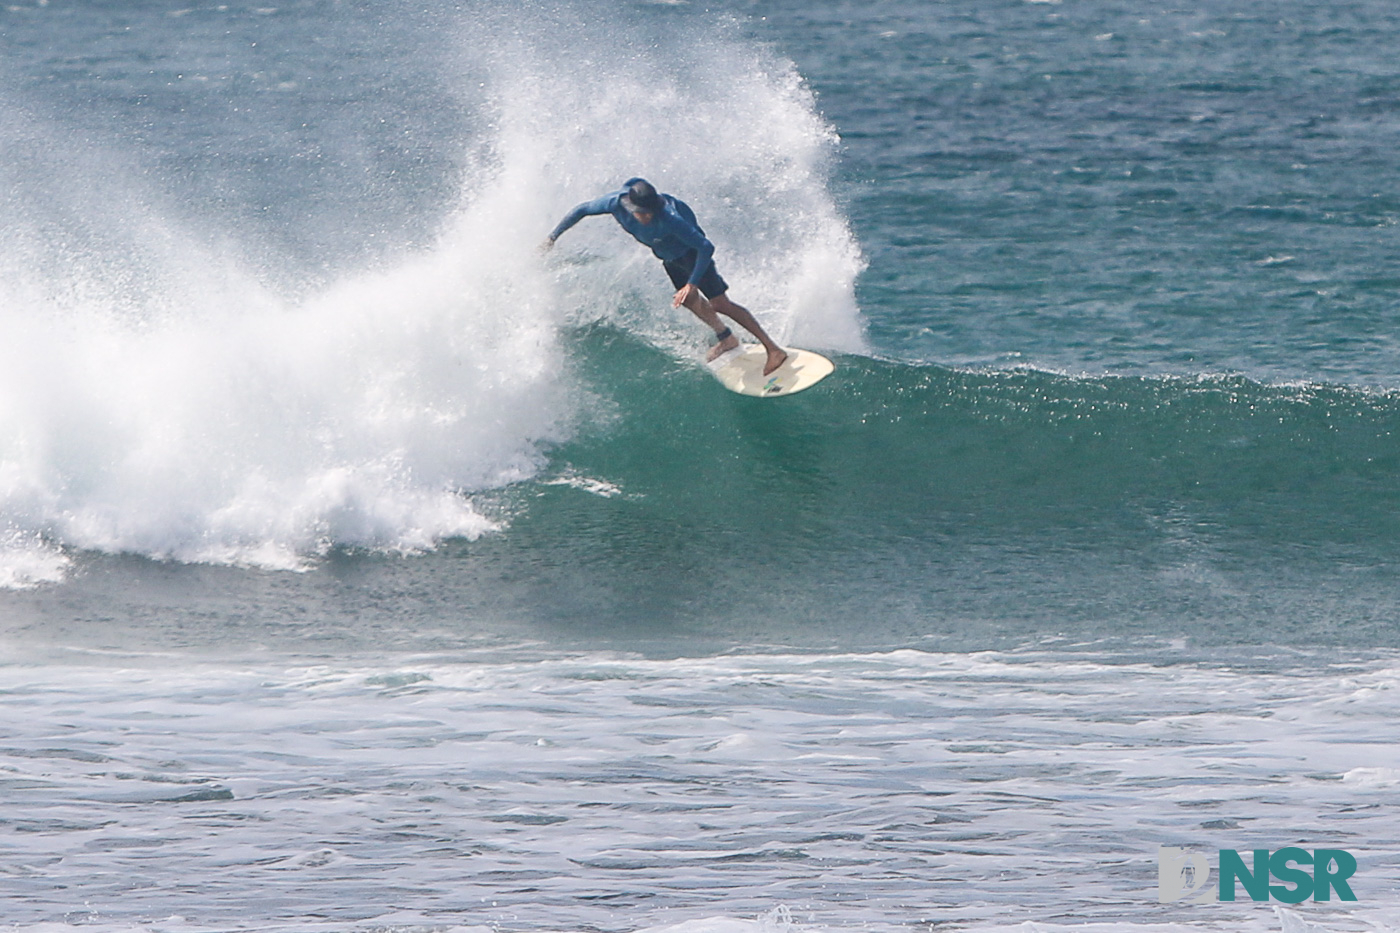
705, 345, 835, 398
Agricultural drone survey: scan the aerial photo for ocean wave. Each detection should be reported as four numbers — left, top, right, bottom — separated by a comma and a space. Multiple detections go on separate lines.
0, 0, 861, 587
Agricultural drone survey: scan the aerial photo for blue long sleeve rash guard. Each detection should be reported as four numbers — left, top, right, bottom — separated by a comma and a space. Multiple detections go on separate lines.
548, 188, 717, 287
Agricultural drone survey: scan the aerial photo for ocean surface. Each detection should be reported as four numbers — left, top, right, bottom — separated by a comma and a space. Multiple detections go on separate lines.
2, 0, 1399, 930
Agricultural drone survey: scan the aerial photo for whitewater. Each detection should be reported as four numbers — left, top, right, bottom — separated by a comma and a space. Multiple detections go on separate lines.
4, 0, 1400, 931
5, 650, 1400, 933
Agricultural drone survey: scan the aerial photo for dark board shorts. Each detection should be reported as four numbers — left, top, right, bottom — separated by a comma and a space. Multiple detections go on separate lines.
663, 250, 729, 299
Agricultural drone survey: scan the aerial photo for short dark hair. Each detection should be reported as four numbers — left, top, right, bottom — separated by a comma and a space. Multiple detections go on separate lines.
622, 177, 663, 213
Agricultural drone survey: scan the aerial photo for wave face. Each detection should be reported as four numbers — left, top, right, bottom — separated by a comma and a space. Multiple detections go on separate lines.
460, 327, 1400, 651
0, 0, 863, 586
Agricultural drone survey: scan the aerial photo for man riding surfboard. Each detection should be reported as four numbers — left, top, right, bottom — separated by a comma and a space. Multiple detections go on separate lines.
544, 178, 788, 376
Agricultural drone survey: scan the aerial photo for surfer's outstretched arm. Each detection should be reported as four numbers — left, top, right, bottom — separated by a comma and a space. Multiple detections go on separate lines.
544, 194, 616, 248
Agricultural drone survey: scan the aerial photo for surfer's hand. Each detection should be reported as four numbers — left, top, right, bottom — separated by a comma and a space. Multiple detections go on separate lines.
673, 283, 698, 308
538, 237, 555, 254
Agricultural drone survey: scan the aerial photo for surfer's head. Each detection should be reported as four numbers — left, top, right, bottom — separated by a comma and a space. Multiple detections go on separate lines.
621, 177, 663, 221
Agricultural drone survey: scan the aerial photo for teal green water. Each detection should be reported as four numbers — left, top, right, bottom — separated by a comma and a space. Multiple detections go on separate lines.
475, 326, 1400, 650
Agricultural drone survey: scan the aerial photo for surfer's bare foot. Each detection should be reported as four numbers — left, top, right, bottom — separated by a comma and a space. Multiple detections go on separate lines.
707, 333, 740, 361
763, 348, 788, 375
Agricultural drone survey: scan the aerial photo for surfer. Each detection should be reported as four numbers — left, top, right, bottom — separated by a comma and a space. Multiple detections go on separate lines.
543, 178, 788, 375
